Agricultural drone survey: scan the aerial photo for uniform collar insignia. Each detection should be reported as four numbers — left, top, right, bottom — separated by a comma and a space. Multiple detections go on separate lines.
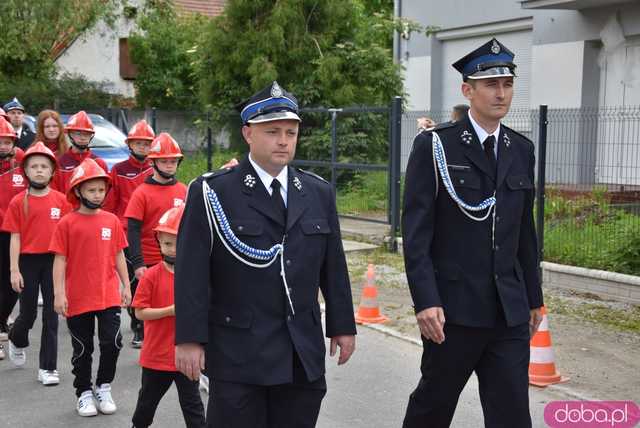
461, 130, 473, 145
503, 132, 511, 148
243, 174, 256, 188
293, 176, 302, 191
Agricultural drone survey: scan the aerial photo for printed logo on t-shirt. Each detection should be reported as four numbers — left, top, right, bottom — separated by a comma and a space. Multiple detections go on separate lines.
101, 227, 112, 240
12, 174, 24, 186
173, 198, 183, 207
50, 207, 61, 220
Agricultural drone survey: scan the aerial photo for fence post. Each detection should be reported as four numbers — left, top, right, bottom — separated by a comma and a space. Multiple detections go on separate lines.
389, 96, 402, 252
151, 107, 157, 132
329, 109, 339, 189
206, 112, 213, 172
536, 105, 548, 276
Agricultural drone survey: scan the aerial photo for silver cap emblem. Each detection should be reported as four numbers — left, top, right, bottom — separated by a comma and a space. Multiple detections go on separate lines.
271, 82, 283, 98
491, 40, 500, 55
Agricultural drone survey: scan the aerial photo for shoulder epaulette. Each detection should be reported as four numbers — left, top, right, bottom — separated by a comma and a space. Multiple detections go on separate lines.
298, 168, 328, 184
201, 167, 234, 180
432, 121, 456, 132
502, 124, 533, 144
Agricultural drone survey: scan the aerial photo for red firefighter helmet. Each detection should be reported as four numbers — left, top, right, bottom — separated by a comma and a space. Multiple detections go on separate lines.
147, 133, 183, 159
0, 117, 17, 140
67, 158, 110, 203
154, 204, 185, 236
0, 108, 8, 121
23, 141, 58, 171
126, 120, 155, 143
65, 111, 95, 134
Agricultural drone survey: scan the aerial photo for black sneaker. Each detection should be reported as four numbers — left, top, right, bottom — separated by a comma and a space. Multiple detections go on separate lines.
131, 331, 143, 349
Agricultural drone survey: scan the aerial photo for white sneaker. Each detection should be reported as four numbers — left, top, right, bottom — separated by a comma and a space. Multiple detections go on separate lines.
37, 293, 44, 306
38, 369, 60, 386
77, 391, 98, 417
0, 344, 5, 360
8, 341, 25, 366
199, 373, 209, 394
94, 383, 117, 414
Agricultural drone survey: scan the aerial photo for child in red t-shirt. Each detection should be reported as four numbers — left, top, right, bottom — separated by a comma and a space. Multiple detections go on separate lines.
49, 158, 131, 418
131, 205, 206, 428
124, 133, 186, 348
2, 142, 70, 385
0, 116, 25, 358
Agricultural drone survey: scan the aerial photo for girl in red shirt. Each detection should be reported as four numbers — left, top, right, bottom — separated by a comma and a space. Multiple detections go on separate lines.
124, 133, 187, 348
131, 205, 206, 427
49, 158, 131, 418
0, 116, 25, 358
3, 142, 70, 385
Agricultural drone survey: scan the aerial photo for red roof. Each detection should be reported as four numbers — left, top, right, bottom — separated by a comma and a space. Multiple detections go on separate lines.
173, 0, 226, 17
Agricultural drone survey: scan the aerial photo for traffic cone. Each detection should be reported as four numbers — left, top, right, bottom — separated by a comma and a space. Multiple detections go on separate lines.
529, 306, 569, 387
355, 264, 388, 324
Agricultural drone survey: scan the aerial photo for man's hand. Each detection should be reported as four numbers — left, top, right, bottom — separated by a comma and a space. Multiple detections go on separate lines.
529, 307, 544, 337
135, 266, 147, 280
221, 158, 239, 169
10, 270, 24, 292
416, 306, 445, 344
329, 335, 355, 365
54, 293, 68, 316
176, 343, 205, 381
121, 287, 132, 307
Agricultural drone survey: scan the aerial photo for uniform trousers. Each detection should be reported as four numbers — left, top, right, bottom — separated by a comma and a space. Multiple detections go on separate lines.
66, 307, 123, 396
8, 253, 58, 370
207, 352, 327, 428
402, 313, 531, 428
132, 367, 206, 428
0, 232, 18, 328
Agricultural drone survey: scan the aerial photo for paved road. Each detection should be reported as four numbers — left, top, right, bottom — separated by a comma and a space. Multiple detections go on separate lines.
0, 310, 564, 427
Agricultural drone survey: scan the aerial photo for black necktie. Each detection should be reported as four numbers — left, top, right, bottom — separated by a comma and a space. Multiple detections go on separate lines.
270, 179, 286, 224
483, 135, 497, 175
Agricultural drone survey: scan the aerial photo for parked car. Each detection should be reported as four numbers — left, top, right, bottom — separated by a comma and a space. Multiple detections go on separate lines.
60, 114, 130, 171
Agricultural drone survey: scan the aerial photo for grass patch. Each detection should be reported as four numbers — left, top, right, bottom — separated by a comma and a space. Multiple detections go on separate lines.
336, 171, 388, 215
177, 150, 241, 184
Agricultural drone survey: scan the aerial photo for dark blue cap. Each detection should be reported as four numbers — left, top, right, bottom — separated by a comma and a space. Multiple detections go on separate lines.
3, 97, 25, 112
238, 82, 301, 125
452, 38, 516, 81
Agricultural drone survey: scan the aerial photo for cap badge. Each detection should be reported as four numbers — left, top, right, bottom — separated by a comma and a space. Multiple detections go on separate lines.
244, 174, 256, 188
271, 82, 283, 98
293, 176, 302, 191
491, 40, 500, 54
461, 130, 473, 145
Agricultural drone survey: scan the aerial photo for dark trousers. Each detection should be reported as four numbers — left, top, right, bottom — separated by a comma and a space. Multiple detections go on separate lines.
0, 232, 18, 327
402, 318, 531, 428
66, 307, 123, 396
8, 253, 58, 370
207, 353, 327, 428
132, 367, 206, 428
125, 250, 144, 337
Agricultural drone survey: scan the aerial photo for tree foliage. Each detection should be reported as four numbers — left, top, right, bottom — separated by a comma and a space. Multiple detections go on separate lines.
128, 0, 207, 109
0, 0, 121, 80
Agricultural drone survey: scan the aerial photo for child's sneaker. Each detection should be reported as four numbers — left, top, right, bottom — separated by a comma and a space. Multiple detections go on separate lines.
94, 383, 117, 414
199, 373, 209, 394
77, 390, 98, 417
0, 344, 5, 360
8, 341, 26, 366
38, 369, 60, 386
0, 323, 8, 341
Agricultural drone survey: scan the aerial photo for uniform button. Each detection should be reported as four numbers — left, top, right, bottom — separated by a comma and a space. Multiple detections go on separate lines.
287, 315, 292, 322
286, 259, 292, 266
225, 316, 231, 323
237, 225, 244, 232
315, 224, 321, 230
519, 181, 523, 186
495, 245, 500, 251
496, 216, 501, 222
460, 179, 465, 184
494, 274, 499, 281
288, 287, 292, 294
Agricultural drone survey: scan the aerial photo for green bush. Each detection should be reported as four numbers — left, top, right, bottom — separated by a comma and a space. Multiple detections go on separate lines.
176, 149, 241, 185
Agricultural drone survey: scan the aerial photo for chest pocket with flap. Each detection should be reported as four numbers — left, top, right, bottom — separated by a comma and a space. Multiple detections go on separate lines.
506, 175, 533, 191
231, 219, 262, 236
301, 219, 331, 235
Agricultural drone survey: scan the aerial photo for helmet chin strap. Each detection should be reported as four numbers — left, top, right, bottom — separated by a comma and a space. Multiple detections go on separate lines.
152, 162, 175, 180
27, 179, 48, 190
76, 189, 103, 209
69, 134, 93, 152
0, 150, 14, 159
130, 149, 147, 162
162, 255, 176, 266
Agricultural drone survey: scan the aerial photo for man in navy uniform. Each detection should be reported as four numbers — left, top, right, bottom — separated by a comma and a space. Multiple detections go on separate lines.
401, 38, 544, 427
3, 98, 35, 151
174, 82, 357, 427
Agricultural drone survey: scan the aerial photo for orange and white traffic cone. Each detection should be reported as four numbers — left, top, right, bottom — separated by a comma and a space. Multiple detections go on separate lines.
529, 306, 569, 387
355, 264, 388, 324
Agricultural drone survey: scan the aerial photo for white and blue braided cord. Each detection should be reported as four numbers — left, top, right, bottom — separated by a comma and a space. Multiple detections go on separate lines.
201, 180, 294, 314
431, 131, 496, 222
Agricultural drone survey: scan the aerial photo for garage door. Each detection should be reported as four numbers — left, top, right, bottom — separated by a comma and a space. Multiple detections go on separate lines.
439, 30, 533, 114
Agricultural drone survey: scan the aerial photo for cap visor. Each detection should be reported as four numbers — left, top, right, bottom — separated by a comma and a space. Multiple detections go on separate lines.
467, 67, 516, 80
247, 111, 301, 124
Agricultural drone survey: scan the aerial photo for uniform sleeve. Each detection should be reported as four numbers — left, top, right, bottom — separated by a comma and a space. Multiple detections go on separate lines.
131, 270, 154, 309
124, 187, 145, 221
174, 178, 212, 345
401, 132, 442, 312
48, 219, 69, 256
318, 184, 357, 337
1, 196, 22, 233
102, 167, 118, 213
518, 143, 543, 309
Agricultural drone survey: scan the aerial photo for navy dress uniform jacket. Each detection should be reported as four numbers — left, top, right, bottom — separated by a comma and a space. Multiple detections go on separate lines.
16, 126, 35, 151
175, 157, 356, 386
402, 115, 543, 328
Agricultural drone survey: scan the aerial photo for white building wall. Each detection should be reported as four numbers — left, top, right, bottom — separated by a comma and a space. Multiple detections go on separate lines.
403, 55, 431, 110
531, 41, 585, 109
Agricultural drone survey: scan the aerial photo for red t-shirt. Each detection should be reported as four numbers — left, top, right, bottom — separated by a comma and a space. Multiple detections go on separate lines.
132, 263, 176, 371
124, 180, 186, 266
0, 164, 27, 227
103, 156, 152, 230
2, 190, 71, 253
48, 210, 128, 318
